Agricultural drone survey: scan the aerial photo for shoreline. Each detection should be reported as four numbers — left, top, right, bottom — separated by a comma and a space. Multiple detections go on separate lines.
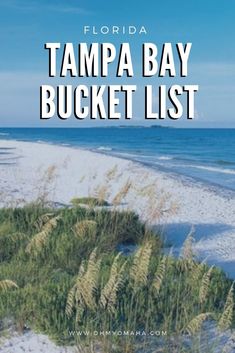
95, 147, 235, 200
0, 138, 235, 279
2, 135, 235, 198
2, 137, 234, 204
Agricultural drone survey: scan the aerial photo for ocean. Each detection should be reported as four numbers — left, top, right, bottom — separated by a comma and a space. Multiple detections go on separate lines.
0, 127, 235, 192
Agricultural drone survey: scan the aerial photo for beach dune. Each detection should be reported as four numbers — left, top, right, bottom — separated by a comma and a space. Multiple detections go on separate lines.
0, 139, 235, 278
1, 139, 235, 353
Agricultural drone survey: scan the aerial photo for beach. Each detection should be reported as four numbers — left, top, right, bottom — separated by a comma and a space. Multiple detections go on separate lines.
0, 138, 235, 277
0, 138, 235, 353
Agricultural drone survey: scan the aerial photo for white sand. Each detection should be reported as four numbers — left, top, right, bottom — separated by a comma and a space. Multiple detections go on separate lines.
0, 330, 77, 353
0, 139, 235, 352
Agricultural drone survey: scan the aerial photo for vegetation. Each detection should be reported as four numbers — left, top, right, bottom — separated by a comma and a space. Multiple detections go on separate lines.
0, 201, 234, 352
70, 197, 110, 207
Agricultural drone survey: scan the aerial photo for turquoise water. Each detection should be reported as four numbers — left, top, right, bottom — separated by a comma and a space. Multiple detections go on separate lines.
0, 127, 235, 191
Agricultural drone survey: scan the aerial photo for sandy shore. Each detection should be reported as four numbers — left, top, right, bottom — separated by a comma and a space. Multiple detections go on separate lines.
1, 138, 235, 352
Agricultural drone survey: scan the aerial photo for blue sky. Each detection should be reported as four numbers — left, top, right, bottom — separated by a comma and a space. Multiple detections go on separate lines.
0, 0, 234, 127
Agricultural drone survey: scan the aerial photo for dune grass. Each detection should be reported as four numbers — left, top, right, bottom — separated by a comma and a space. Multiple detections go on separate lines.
70, 197, 110, 207
0, 201, 234, 352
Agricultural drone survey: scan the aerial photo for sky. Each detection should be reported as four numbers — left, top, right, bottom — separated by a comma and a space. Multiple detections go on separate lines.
0, 0, 234, 128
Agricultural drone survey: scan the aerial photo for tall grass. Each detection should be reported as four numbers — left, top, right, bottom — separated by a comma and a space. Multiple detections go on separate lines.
0, 199, 234, 352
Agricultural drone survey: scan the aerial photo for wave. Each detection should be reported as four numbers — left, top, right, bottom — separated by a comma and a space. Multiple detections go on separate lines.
189, 165, 235, 175
0, 132, 9, 136
97, 146, 112, 151
157, 156, 173, 161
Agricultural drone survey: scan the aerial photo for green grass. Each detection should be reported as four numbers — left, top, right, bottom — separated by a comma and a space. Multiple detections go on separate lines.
0, 201, 233, 353
70, 197, 110, 207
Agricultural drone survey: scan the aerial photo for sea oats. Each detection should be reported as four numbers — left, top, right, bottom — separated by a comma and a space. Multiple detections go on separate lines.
73, 220, 97, 239
0, 279, 18, 291
218, 282, 234, 331
26, 215, 60, 255
112, 180, 132, 206
130, 241, 152, 290
66, 249, 101, 319
184, 313, 212, 335
34, 212, 55, 231
100, 253, 126, 313
180, 226, 195, 260
152, 255, 167, 295
106, 165, 118, 180
199, 265, 214, 304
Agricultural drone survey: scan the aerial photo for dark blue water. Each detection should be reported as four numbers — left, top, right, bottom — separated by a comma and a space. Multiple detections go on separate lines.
0, 127, 235, 191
